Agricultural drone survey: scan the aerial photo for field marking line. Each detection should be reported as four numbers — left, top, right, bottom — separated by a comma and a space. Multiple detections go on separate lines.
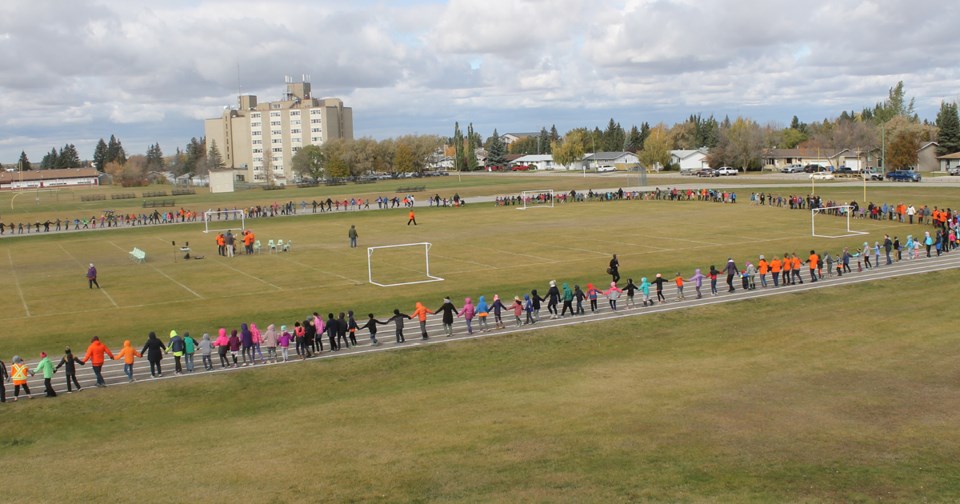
6, 250, 31, 317
59, 243, 119, 307
108, 241, 204, 299
211, 260, 283, 291
271, 254, 364, 283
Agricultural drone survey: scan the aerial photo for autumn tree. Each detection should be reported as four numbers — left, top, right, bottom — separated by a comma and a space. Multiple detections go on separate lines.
551, 129, 587, 169
639, 124, 671, 171
888, 129, 921, 169
291, 144, 325, 180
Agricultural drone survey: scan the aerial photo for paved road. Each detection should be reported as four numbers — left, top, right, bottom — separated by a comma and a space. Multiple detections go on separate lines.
8, 251, 959, 398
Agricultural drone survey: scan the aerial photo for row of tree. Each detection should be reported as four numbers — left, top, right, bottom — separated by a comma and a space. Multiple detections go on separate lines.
291, 136, 442, 181
458, 81, 960, 172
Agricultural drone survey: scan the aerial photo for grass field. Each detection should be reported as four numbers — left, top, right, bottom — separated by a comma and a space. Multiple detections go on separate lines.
1, 178, 958, 502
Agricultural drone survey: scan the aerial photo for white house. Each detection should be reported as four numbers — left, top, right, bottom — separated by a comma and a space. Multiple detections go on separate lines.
501, 132, 539, 146
938, 152, 960, 171
671, 148, 709, 173
582, 151, 640, 171
511, 154, 558, 171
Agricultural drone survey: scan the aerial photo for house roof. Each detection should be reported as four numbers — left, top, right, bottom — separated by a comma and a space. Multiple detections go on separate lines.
919, 141, 939, 152
583, 151, 637, 161
937, 152, 960, 160
502, 132, 539, 139
0, 167, 99, 184
513, 154, 553, 163
670, 148, 708, 159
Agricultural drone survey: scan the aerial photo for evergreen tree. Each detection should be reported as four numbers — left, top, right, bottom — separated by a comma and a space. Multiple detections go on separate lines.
625, 125, 642, 152
146, 142, 164, 171
106, 134, 127, 165
57, 144, 80, 168
208, 140, 225, 170
93, 138, 108, 172
549, 125, 560, 145
466, 123, 478, 171
486, 129, 506, 166
936, 101, 960, 155
453, 122, 466, 171
639, 122, 651, 150
40, 148, 58, 169
538, 127, 550, 154
17, 151, 31, 171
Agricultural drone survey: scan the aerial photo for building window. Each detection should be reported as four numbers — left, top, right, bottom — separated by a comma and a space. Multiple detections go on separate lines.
271, 130, 282, 136
272, 147, 283, 153
311, 127, 321, 133
250, 121, 261, 128
290, 110, 300, 116
252, 139, 262, 145
290, 120, 300, 126
272, 138, 282, 144
291, 129, 300, 134
251, 112, 261, 119
311, 118, 322, 124
252, 131, 261, 136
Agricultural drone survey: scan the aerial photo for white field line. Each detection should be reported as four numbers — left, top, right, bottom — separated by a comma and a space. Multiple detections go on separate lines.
108, 241, 204, 299
212, 260, 283, 291
14, 252, 960, 394
7, 250, 31, 317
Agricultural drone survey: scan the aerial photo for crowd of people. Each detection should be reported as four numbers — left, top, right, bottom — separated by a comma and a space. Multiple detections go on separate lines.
3, 207, 958, 403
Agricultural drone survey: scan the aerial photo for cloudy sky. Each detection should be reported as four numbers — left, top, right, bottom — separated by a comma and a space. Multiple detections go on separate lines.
1, 0, 958, 163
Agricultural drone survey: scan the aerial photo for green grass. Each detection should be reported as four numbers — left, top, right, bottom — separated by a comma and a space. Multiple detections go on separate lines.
1, 177, 958, 502
2, 272, 959, 502
0, 191, 935, 355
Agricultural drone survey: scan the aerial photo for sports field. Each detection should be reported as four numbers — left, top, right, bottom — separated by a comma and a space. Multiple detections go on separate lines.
1, 176, 959, 502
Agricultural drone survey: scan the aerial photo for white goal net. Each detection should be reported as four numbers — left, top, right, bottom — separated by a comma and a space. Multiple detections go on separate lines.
518, 190, 555, 210
367, 242, 444, 287
811, 205, 869, 238
203, 209, 246, 234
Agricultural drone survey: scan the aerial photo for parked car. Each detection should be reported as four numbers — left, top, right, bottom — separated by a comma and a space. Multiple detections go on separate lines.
833, 166, 856, 177
510, 164, 531, 171
802, 164, 825, 173
810, 172, 835, 180
596, 165, 616, 173
862, 168, 883, 181
948, 166, 960, 176
715, 166, 738, 176
886, 170, 922, 182
780, 164, 803, 173
696, 168, 717, 178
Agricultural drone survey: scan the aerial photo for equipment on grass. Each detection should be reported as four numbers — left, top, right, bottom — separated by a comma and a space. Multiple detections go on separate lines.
517, 190, 555, 210
811, 205, 869, 238
367, 242, 444, 287
203, 209, 246, 234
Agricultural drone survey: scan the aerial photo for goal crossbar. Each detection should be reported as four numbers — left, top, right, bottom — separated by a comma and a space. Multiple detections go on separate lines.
811, 205, 869, 238
367, 242, 444, 287
517, 190, 555, 211
203, 210, 246, 234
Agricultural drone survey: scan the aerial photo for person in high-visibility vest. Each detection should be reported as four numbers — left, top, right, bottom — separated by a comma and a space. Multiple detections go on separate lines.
10, 355, 33, 401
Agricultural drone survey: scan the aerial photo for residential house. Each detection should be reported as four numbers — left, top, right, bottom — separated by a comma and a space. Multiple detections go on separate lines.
501, 132, 539, 146
762, 147, 866, 170
582, 151, 641, 171
937, 152, 960, 171
917, 142, 940, 172
0, 167, 100, 190
670, 148, 709, 173
511, 154, 558, 171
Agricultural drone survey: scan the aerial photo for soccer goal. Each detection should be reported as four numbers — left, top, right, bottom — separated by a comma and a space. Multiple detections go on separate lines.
203, 209, 246, 234
518, 190, 555, 210
812, 205, 869, 238
368, 242, 444, 287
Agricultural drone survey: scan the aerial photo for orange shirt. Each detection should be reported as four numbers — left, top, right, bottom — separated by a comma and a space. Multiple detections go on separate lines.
758, 260, 769, 274
770, 258, 781, 273
791, 256, 802, 269
782, 258, 792, 272
808, 254, 819, 269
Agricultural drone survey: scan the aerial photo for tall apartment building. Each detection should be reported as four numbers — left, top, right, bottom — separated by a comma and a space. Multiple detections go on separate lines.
204, 78, 353, 184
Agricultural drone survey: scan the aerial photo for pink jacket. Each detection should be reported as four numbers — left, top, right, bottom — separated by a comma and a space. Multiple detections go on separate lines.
458, 298, 476, 320
214, 328, 229, 348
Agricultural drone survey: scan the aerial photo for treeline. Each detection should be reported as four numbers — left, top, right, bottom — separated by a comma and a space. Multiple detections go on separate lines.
455, 81, 960, 171
291, 135, 442, 181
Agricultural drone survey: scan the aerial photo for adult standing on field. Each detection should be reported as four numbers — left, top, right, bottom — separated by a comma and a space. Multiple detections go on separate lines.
348, 225, 359, 248
608, 254, 620, 284
407, 210, 417, 226
140, 331, 167, 378
725, 258, 739, 292
82, 336, 115, 387
87, 263, 100, 289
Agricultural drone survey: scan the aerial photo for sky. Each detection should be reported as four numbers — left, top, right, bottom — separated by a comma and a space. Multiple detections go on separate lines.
1, 0, 958, 163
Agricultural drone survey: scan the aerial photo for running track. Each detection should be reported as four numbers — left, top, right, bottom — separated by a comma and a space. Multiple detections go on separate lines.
8, 251, 960, 398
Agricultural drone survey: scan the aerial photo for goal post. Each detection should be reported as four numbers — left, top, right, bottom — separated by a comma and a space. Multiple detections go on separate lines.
811, 205, 869, 238
203, 209, 246, 234
367, 242, 444, 287
518, 190, 555, 210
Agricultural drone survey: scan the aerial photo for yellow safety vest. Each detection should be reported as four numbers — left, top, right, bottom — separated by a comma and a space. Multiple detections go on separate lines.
11, 363, 29, 382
